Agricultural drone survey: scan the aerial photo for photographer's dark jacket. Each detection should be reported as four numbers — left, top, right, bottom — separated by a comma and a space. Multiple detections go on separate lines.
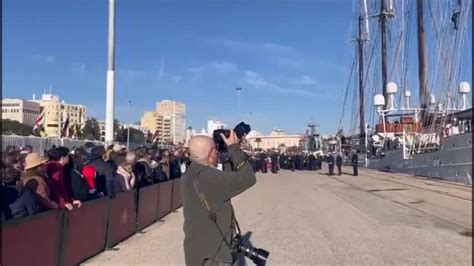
182, 144, 256, 265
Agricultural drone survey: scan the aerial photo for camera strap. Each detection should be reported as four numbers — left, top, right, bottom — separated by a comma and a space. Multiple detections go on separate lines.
192, 174, 240, 251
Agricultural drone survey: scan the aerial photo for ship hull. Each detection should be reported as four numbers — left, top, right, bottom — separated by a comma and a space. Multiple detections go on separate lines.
367, 133, 472, 185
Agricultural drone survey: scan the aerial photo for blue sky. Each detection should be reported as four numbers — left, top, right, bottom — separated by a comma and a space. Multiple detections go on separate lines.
3, 0, 472, 135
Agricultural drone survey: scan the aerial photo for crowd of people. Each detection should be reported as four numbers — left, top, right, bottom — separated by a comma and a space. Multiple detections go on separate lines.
2, 142, 361, 221
2, 143, 190, 221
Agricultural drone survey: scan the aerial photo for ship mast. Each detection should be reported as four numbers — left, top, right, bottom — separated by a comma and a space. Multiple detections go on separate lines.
416, 0, 428, 117
380, 0, 390, 109
357, 0, 368, 138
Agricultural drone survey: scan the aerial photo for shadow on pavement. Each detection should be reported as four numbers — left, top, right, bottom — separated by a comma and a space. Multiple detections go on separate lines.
235, 231, 269, 266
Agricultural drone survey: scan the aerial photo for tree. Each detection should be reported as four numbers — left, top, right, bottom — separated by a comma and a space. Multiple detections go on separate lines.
114, 119, 122, 132
71, 123, 84, 139
117, 127, 146, 144
1, 119, 39, 136
82, 118, 101, 140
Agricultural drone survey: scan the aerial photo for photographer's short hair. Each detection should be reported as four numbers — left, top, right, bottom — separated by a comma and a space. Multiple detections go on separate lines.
188, 136, 213, 165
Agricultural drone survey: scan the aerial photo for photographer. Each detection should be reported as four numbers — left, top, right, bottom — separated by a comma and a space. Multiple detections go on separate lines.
182, 130, 256, 266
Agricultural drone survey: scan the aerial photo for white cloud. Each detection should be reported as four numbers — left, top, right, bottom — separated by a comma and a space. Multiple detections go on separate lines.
292, 75, 317, 86
71, 63, 86, 73
32, 54, 56, 63
185, 61, 239, 82
208, 61, 238, 74
119, 70, 147, 81
172, 75, 182, 83
210, 38, 298, 56
158, 57, 165, 81
276, 56, 345, 74
243, 70, 317, 97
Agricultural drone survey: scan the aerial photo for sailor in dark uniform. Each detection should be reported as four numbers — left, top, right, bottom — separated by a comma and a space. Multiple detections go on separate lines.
309, 153, 316, 171
351, 150, 359, 176
280, 153, 286, 169
304, 154, 311, 170
290, 153, 296, 171
315, 154, 321, 170
297, 153, 303, 170
327, 153, 335, 175
336, 153, 343, 175
250, 153, 258, 172
260, 152, 268, 173
271, 152, 279, 174
293, 153, 299, 170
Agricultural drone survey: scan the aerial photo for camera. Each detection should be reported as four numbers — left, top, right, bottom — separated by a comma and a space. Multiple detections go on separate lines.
213, 122, 251, 152
232, 234, 269, 265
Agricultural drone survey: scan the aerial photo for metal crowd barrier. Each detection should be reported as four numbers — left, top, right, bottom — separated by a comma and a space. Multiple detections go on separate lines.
1, 179, 182, 266
1, 135, 103, 155
137, 184, 160, 231
157, 181, 173, 219
2, 210, 63, 266
59, 197, 109, 266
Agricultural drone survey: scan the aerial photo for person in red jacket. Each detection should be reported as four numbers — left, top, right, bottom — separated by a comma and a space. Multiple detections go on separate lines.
81, 165, 103, 200
45, 147, 81, 211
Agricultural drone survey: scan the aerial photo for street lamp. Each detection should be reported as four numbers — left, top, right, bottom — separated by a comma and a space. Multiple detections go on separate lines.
127, 100, 131, 148
105, 0, 116, 146
365, 123, 369, 168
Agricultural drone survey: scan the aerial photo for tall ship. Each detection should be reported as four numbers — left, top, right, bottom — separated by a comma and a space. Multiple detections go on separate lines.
338, 0, 472, 184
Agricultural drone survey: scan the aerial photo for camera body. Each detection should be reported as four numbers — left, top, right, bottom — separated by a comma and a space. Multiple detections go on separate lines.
231, 234, 269, 265
213, 122, 251, 152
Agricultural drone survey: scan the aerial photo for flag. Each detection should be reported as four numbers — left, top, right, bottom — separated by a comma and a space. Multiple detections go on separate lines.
149, 129, 159, 144
33, 111, 45, 133
39, 127, 48, 138
61, 116, 70, 138
68, 122, 76, 139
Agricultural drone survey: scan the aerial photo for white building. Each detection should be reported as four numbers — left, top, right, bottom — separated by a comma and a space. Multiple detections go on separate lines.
98, 120, 109, 141
2, 98, 41, 127
31, 92, 87, 137
207, 119, 227, 136
247, 129, 302, 151
156, 100, 186, 145
140, 100, 186, 145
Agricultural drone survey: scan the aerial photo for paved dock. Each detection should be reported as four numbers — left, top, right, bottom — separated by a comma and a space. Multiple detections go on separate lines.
86, 168, 472, 265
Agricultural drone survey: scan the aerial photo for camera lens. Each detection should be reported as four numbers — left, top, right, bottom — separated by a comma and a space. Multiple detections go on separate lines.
239, 243, 269, 264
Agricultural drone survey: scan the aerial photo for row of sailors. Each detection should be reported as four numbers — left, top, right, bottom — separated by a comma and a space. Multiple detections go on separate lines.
246, 152, 359, 176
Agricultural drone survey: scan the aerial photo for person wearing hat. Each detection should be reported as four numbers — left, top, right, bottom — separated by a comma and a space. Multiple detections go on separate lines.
21, 153, 59, 211
85, 145, 116, 197
2, 167, 39, 220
